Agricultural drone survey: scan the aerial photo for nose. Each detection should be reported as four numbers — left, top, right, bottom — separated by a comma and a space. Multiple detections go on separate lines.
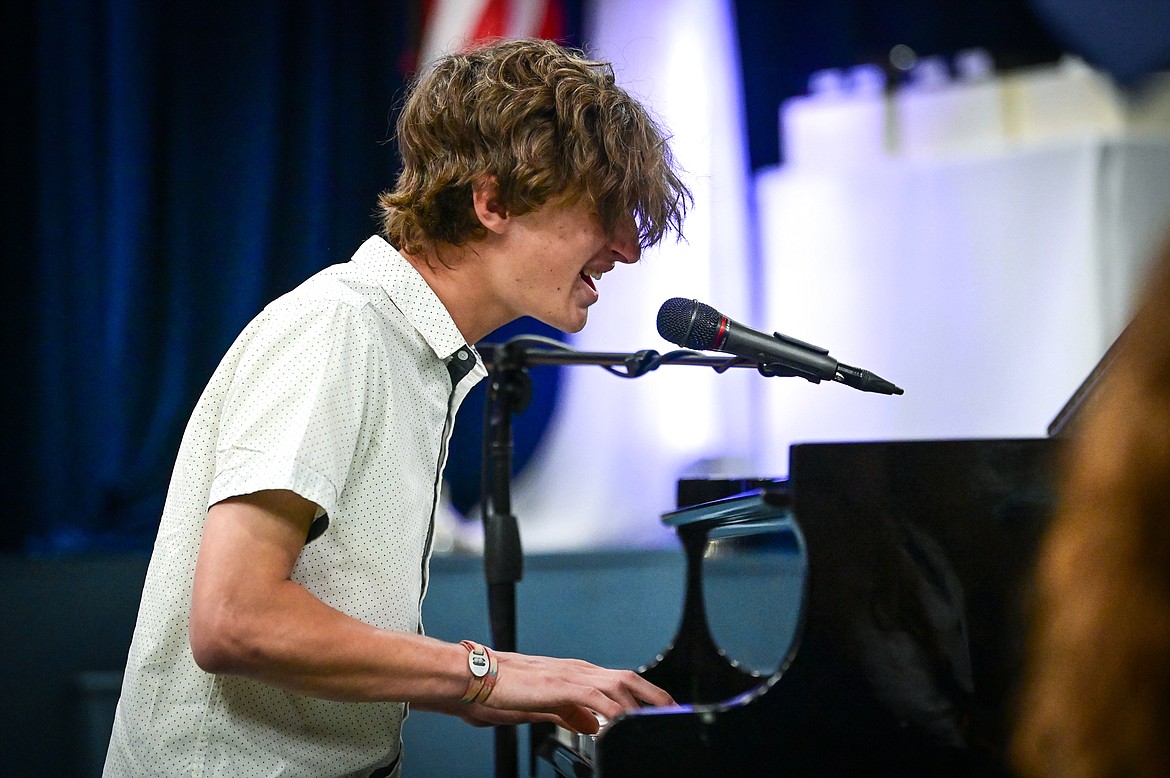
609, 217, 641, 264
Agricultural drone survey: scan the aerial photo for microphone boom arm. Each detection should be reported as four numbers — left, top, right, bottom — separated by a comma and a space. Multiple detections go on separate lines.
477, 337, 904, 394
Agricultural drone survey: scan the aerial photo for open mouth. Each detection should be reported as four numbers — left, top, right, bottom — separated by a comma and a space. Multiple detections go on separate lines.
579, 270, 601, 291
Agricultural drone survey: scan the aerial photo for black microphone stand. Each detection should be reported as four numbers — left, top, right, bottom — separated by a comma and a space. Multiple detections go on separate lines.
477, 336, 783, 778
480, 341, 529, 778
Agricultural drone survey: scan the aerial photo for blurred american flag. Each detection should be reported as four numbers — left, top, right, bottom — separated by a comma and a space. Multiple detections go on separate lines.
418, 0, 565, 68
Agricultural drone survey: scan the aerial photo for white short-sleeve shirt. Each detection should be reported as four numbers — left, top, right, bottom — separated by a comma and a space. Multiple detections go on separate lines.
104, 236, 487, 778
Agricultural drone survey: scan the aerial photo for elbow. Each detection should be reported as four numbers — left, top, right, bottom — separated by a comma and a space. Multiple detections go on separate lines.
189, 630, 231, 675
189, 605, 254, 676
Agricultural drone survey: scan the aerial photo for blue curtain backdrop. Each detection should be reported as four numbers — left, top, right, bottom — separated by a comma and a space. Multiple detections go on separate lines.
7, 1, 416, 551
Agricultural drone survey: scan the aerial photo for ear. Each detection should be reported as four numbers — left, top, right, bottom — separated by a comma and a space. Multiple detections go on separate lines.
472, 176, 509, 235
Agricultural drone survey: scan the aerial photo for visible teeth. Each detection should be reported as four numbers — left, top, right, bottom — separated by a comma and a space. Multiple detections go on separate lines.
587, 270, 603, 280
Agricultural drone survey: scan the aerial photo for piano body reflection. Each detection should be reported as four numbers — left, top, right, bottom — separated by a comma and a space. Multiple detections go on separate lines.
534, 438, 1056, 777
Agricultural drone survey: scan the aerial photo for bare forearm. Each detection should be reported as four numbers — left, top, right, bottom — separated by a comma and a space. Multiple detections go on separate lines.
191, 579, 466, 703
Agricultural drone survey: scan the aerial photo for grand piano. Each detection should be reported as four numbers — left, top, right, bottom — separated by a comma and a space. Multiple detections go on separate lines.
534, 437, 1058, 777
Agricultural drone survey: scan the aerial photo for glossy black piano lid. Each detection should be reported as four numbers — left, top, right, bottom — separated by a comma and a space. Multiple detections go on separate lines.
589, 438, 1057, 778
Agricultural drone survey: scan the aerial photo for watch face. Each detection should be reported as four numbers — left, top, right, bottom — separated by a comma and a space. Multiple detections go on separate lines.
469, 652, 490, 677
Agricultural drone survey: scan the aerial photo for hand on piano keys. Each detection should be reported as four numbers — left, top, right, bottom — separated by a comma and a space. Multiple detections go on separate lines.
465, 650, 675, 735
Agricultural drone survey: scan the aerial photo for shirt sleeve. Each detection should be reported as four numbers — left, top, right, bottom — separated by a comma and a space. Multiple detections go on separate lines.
208, 298, 389, 519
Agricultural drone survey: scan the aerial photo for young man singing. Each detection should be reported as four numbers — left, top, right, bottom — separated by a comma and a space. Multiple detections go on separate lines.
105, 38, 691, 777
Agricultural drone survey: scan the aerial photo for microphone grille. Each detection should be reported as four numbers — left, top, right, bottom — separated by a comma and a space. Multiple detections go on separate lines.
656, 298, 723, 350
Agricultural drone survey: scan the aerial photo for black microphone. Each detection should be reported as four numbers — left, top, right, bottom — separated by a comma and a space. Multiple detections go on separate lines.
656, 297, 904, 395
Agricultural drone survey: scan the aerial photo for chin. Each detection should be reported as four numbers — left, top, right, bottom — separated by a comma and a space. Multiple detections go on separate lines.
539, 309, 589, 334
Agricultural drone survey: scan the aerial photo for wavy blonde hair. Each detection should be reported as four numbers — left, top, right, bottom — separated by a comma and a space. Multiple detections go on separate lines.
379, 38, 690, 257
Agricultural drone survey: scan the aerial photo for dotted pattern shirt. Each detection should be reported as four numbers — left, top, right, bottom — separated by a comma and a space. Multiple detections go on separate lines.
104, 236, 487, 777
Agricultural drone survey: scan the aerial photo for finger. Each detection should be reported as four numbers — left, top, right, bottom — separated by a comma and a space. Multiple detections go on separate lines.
628, 676, 676, 708
598, 677, 641, 710
583, 668, 675, 710
590, 667, 676, 708
554, 704, 601, 735
577, 685, 626, 721
464, 707, 570, 728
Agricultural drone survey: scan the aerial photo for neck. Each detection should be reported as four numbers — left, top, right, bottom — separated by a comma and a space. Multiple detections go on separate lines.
399, 243, 513, 344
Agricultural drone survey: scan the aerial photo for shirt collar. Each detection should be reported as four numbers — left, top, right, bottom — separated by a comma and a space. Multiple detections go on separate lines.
351, 235, 479, 365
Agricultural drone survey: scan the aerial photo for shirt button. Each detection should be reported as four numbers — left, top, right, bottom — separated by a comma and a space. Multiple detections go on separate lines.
456, 350, 469, 361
